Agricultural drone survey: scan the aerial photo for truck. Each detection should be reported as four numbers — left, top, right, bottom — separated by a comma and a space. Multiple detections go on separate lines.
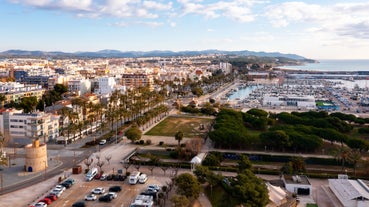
129, 171, 141, 184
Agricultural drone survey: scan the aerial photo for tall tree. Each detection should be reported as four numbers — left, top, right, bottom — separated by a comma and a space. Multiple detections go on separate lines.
173, 173, 201, 200
175, 130, 184, 148
0, 94, 5, 108
125, 126, 142, 143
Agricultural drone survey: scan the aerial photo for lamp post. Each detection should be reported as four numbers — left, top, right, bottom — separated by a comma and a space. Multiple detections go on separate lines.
43, 160, 47, 180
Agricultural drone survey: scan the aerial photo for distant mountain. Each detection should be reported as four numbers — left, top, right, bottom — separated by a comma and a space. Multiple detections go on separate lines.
0, 49, 307, 60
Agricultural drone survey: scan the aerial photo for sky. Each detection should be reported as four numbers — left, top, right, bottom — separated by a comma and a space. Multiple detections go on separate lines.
1, 0, 369, 59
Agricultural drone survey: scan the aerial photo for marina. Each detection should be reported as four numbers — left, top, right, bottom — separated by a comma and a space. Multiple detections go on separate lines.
215, 72, 369, 114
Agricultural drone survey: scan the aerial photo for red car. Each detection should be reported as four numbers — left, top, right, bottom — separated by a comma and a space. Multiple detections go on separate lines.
45, 194, 57, 201
38, 198, 52, 205
94, 173, 102, 179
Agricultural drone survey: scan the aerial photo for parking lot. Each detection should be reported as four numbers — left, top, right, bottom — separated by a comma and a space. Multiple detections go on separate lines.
32, 170, 171, 207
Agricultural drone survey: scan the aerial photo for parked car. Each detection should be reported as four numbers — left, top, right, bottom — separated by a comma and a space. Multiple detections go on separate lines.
138, 173, 148, 184
34, 202, 47, 207
99, 139, 106, 145
85, 193, 97, 201
109, 185, 122, 192
38, 198, 52, 205
94, 173, 102, 180
60, 181, 72, 188
65, 178, 75, 185
140, 190, 158, 200
91, 187, 105, 194
45, 195, 57, 201
147, 184, 160, 192
49, 189, 63, 197
54, 185, 66, 193
71, 201, 86, 207
100, 174, 108, 181
98, 194, 112, 202
107, 192, 117, 199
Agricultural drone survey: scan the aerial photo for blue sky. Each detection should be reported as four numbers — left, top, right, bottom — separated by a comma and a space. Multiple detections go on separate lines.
1, 0, 369, 59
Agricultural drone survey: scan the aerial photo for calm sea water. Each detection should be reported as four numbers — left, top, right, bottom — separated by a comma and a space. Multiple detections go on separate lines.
279, 59, 369, 71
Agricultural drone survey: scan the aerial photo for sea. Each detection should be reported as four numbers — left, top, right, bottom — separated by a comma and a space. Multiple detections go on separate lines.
279, 59, 369, 72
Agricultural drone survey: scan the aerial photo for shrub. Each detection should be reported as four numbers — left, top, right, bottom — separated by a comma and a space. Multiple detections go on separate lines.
146, 139, 152, 145
159, 141, 164, 146
139, 140, 145, 145
169, 151, 179, 159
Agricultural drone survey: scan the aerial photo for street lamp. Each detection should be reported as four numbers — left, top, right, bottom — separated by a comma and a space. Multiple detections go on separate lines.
43, 160, 47, 180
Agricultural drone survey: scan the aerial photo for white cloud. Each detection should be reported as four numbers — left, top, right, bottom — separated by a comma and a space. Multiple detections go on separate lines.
207, 29, 214, 32
177, 0, 261, 22
169, 21, 176, 27
265, 1, 369, 41
111, 21, 164, 28
143, 1, 172, 10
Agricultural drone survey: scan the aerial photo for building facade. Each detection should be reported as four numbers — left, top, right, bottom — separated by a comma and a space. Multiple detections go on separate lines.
0, 109, 60, 145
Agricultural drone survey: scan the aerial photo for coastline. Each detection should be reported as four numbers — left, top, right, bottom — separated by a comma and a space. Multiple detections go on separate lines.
277, 59, 369, 72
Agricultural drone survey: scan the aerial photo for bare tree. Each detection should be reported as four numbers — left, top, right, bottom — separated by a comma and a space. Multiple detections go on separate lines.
123, 162, 131, 174
161, 165, 168, 176
135, 163, 141, 171
105, 154, 112, 165
96, 160, 105, 173
84, 158, 94, 170
95, 154, 101, 161
148, 166, 155, 175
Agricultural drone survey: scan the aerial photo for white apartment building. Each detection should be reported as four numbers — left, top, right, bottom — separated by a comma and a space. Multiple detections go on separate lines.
67, 77, 91, 96
0, 109, 60, 145
0, 82, 45, 105
95, 76, 116, 96
220, 62, 232, 74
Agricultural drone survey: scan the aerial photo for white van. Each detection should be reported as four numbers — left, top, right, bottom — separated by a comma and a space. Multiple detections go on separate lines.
138, 173, 148, 184
129, 171, 141, 184
85, 167, 98, 181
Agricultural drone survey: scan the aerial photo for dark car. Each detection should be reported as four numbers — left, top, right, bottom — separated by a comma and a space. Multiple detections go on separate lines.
113, 174, 120, 181
140, 190, 158, 200
61, 181, 72, 188
65, 178, 75, 185
106, 174, 114, 181
72, 201, 86, 207
118, 175, 126, 181
98, 194, 112, 202
109, 185, 122, 192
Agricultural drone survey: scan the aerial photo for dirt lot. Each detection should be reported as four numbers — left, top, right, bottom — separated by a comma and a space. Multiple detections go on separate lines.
145, 116, 214, 138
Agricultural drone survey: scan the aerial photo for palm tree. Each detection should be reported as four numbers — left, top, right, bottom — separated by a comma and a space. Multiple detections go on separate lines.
175, 131, 184, 148
0, 94, 5, 108
348, 150, 362, 176
333, 147, 350, 173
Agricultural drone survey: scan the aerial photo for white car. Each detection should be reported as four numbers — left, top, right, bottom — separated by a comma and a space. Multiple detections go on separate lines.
92, 187, 105, 194
100, 174, 108, 181
34, 202, 48, 207
50, 189, 63, 197
138, 173, 148, 184
99, 139, 107, 145
54, 185, 66, 192
107, 192, 117, 199
85, 193, 97, 201
147, 184, 160, 192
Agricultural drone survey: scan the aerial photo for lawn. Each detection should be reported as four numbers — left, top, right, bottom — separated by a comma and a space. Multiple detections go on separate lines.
145, 116, 214, 138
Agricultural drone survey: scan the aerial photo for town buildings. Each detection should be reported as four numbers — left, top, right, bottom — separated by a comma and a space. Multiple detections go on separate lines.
0, 109, 59, 145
